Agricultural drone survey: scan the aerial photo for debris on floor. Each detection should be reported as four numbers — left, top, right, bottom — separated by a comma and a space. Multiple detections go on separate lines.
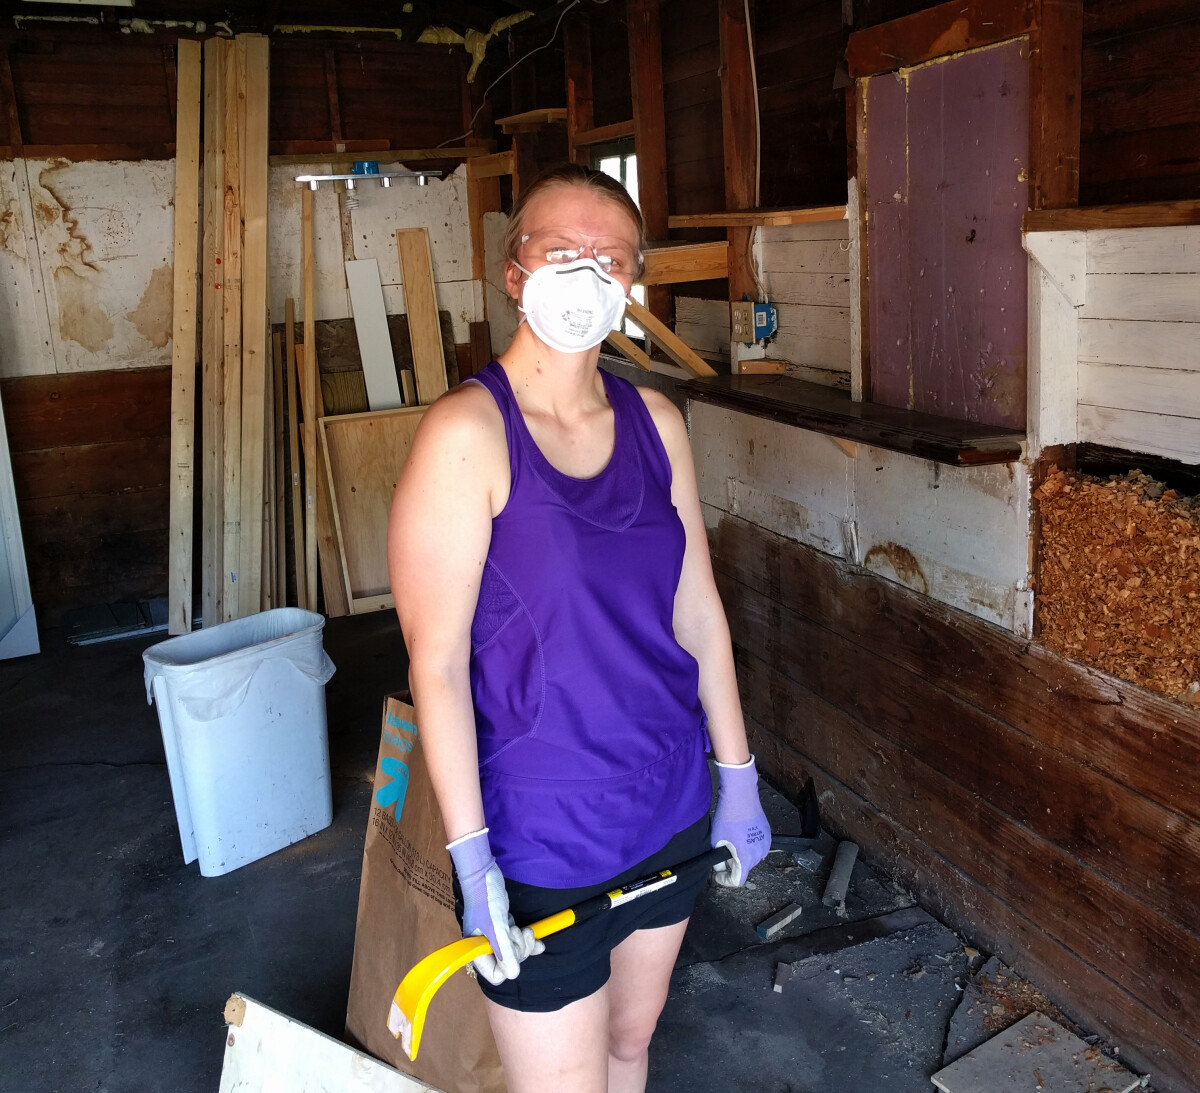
931, 1010, 1143, 1093
756, 901, 803, 940
1035, 466, 1200, 704
822, 840, 860, 910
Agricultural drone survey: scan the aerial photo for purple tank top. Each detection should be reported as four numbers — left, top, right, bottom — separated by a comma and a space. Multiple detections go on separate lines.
466, 361, 713, 888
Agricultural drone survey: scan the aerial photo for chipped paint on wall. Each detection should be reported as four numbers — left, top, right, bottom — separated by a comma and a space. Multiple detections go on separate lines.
0, 161, 55, 377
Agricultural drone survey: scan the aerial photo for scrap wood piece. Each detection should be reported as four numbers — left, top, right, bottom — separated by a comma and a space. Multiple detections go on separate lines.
822, 841, 859, 908
605, 330, 653, 372
623, 299, 717, 377
167, 38, 202, 636
318, 406, 427, 615
345, 259, 403, 411
301, 186, 319, 610
394, 228, 449, 406
218, 993, 431, 1093
294, 344, 349, 619
757, 902, 803, 940
773, 961, 794, 993
930, 1011, 1141, 1093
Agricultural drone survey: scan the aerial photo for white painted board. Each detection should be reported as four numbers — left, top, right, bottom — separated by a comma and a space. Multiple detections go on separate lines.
931, 1011, 1140, 1093
219, 993, 439, 1093
1078, 403, 1200, 464
1079, 318, 1200, 371
1086, 224, 1200, 275
345, 259, 403, 411
0, 160, 56, 378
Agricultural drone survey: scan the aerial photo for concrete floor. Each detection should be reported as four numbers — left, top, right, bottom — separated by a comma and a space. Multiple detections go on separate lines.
0, 611, 1097, 1093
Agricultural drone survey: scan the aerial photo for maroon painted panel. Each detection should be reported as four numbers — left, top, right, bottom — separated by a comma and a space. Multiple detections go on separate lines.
865, 41, 1030, 429
907, 40, 1029, 427
865, 72, 911, 412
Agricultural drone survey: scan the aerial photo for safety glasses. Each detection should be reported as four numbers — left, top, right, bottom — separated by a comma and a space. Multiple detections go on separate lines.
519, 228, 642, 277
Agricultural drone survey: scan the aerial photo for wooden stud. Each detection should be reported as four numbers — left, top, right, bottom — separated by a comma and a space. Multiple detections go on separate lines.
466, 150, 515, 180
200, 36, 227, 628
221, 36, 244, 620
565, 13, 595, 166
394, 228, 448, 405
468, 321, 493, 378
284, 298, 306, 610
624, 300, 717, 377
720, 0, 761, 307
301, 187, 319, 610
467, 153, 502, 285
167, 39, 202, 636
1029, 0, 1083, 211
628, 0, 672, 325
238, 34, 270, 619
852, 83, 871, 403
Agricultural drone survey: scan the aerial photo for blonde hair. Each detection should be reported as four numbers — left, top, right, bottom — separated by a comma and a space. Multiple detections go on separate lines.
502, 163, 646, 277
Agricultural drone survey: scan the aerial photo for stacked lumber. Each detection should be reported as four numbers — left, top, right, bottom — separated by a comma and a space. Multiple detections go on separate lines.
168, 34, 278, 633
1035, 466, 1200, 704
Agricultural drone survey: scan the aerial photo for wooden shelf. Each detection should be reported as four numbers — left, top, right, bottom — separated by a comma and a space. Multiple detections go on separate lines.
1023, 200, 1200, 232
572, 119, 635, 146
496, 108, 568, 133
640, 240, 729, 285
668, 205, 847, 229
678, 375, 1025, 466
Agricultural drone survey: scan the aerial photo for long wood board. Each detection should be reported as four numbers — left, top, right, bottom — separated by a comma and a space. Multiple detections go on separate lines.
301, 186, 319, 608
394, 229, 448, 405
168, 38, 202, 635
200, 36, 227, 627
318, 406, 427, 614
345, 259, 403, 410
237, 34, 270, 618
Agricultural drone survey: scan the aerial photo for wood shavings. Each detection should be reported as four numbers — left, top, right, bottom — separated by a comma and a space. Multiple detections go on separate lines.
1035, 466, 1200, 705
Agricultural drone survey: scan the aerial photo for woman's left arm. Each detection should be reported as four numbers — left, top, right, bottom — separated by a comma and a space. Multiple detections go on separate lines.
643, 390, 750, 764
643, 389, 771, 885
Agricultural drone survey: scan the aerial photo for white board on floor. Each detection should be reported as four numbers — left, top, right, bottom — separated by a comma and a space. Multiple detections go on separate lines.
219, 993, 439, 1093
346, 259, 404, 411
930, 1011, 1140, 1093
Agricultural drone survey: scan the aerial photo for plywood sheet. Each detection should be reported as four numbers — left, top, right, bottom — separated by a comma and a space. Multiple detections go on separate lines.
319, 406, 426, 609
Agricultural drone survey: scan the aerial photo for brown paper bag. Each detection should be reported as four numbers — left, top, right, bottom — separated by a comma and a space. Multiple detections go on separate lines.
346, 695, 506, 1093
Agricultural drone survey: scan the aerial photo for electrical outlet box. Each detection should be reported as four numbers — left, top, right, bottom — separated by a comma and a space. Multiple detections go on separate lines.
731, 302, 754, 344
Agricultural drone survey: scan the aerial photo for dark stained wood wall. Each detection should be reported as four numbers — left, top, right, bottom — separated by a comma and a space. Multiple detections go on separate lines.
589, 1, 634, 130
711, 512, 1200, 1093
0, 29, 473, 157
1, 370, 172, 625
755, 0, 848, 208
1080, 0, 1200, 205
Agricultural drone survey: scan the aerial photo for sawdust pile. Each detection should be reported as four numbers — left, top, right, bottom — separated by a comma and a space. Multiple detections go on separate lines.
1035, 466, 1200, 705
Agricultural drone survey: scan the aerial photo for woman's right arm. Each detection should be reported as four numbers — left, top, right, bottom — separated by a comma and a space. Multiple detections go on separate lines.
386, 385, 508, 842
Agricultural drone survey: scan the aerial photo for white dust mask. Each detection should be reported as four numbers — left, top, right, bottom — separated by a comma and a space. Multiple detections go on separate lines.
516, 257, 630, 354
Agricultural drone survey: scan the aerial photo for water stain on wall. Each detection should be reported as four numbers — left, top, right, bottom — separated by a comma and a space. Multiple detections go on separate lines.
129, 263, 174, 348
54, 266, 114, 352
0, 199, 22, 256
863, 541, 930, 595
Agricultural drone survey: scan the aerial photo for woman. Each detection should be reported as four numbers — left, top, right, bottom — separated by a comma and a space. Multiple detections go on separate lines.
387, 163, 770, 1092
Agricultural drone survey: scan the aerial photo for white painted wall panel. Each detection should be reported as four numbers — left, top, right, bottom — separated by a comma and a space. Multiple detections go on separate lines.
269, 163, 349, 322
1078, 404, 1200, 464
0, 161, 55, 377
25, 159, 176, 374
1081, 274, 1200, 322
675, 297, 730, 363
854, 449, 1032, 635
767, 302, 851, 374
1079, 319, 1200, 370
1086, 225, 1200, 274
1079, 362, 1200, 419
690, 401, 855, 559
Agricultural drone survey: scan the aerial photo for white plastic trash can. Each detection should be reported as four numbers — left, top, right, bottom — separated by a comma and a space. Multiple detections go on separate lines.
143, 608, 336, 877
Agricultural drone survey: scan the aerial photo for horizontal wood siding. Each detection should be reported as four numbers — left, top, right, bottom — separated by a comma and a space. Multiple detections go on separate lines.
1080, 0, 1200, 205
1077, 225, 1200, 464
1, 368, 171, 623
756, 219, 851, 382
711, 512, 1200, 1093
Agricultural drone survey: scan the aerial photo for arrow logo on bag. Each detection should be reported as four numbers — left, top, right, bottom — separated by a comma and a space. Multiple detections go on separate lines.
376, 757, 411, 818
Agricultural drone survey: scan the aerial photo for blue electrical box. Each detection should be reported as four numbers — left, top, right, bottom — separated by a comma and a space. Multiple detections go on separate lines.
752, 303, 777, 339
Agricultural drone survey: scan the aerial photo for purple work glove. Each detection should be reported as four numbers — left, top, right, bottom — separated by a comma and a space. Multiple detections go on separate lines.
447, 828, 543, 985
711, 756, 771, 887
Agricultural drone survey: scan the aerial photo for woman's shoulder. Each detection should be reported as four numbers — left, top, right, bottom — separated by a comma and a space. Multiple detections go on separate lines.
630, 383, 688, 449
407, 379, 509, 478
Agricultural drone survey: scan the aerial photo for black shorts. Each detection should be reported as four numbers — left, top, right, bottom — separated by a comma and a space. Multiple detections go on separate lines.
453, 814, 712, 1012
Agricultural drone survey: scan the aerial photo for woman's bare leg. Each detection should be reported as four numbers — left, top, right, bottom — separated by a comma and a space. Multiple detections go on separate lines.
606, 919, 690, 1093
